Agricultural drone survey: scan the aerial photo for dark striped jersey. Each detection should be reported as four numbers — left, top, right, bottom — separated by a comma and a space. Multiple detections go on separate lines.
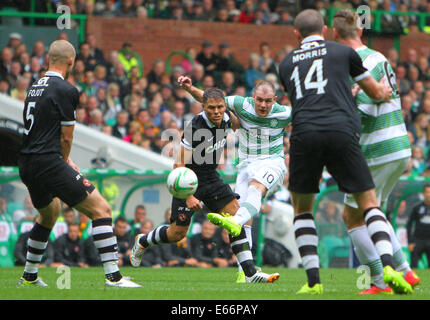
20, 71, 79, 155
279, 35, 369, 137
181, 110, 231, 180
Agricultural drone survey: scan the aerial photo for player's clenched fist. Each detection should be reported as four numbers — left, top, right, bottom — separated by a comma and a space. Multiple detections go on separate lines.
177, 76, 192, 89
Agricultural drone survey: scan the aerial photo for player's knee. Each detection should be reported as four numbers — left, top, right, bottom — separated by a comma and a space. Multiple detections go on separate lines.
343, 207, 365, 229
92, 199, 112, 219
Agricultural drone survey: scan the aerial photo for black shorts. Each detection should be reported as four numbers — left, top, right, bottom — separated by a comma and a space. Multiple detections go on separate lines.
170, 176, 239, 226
18, 153, 95, 209
288, 131, 375, 194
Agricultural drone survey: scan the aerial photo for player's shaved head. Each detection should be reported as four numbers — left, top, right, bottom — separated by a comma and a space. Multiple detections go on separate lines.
294, 9, 324, 38
333, 10, 360, 39
48, 40, 76, 66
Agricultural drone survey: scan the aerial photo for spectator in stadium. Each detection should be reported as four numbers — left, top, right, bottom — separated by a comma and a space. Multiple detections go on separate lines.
129, 204, 147, 236
189, 220, 219, 268
181, 47, 197, 74
411, 145, 426, 176
239, 0, 255, 23
396, 65, 411, 95
52, 222, 89, 267
10, 76, 30, 101
159, 84, 175, 111
190, 63, 205, 89
219, 71, 236, 96
196, 41, 217, 76
77, 42, 97, 71
115, 0, 137, 17
201, 0, 217, 21
82, 70, 98, 97
117, 42, 141, 78
7, 32, 22, 55
0, 47, 13, 82
7, 61, 22, 90
190, 1, 206, 21
276, 8, 294, 25
393, 200, 409, 229
407, 184, 430, 268
31, 41, 46, 67
184, 101, 203, 123
244, 53, 265, 95
146, 58, 166, 86
171, 100, 186, 129
0, 80, 9, 95
410, 113, 430, 148
93, 65, 109, 92
380, 0, 403, 33
86, 33, 107, 67
215, 7, 229, 22
228, 9, 241, 22
258, 42, 273, 73
112, 110, 130, 139
215, 42, 245, 84
19, 51, 31, 74
60, 207, 77, 225
88, 109, 105, 132
148, 99, 162, 127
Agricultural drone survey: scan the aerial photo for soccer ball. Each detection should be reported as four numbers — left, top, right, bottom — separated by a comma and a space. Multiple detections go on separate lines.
167, 167, 198, 199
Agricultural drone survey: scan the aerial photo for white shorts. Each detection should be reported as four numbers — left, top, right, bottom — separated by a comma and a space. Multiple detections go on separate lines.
235, 157, 287, 203
344, 157, 409, 209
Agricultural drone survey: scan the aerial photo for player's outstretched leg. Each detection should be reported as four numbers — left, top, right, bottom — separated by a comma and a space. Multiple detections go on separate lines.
208, 184, 264, 237
130, 224, 169, 267
18, 199, 60, 287
207, 212, 241, 237
294, 212, 323, 294
362, 207, 412, 294
75, 189, 141, 287
229, 228, 280, 283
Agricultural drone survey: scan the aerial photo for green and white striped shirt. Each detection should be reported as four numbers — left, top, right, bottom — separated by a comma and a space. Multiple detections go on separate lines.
355, 46, 411, 166
225, 95, 291, 163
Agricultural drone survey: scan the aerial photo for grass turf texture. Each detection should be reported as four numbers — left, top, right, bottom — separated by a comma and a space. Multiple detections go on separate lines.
1, 267, 429, 300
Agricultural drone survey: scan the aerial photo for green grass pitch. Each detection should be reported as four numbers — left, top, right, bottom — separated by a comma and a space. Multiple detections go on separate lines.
1, 267, 429, 300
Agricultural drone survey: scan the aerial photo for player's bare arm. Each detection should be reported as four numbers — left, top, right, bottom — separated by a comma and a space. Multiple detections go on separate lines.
357, 76, 392, 102
178, 76, 204, 103
60, 124, 79, 172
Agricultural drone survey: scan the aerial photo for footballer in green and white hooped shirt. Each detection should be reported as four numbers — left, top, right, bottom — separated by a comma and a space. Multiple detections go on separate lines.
178, 76, 284, 283
334, 9, 417, 295
208, 81, 291, 282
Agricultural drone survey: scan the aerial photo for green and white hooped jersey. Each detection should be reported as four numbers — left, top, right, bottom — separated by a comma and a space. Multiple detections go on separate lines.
355, 46, 411, 166
225, 95, 291, 163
